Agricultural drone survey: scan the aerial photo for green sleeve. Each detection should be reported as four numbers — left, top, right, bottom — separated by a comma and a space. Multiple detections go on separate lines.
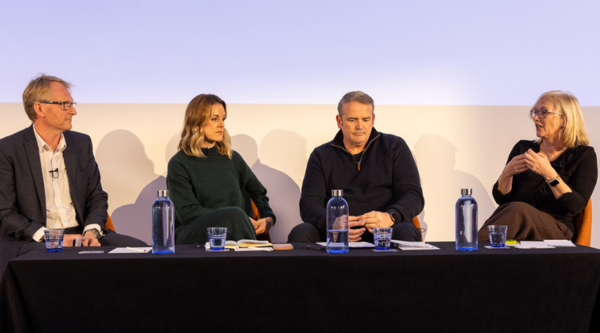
233, 152, 277, 224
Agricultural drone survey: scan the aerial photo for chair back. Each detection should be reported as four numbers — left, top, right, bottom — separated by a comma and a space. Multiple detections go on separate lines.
251, 200, 272, 242
575, 199, 592, 246
412, 216, 423, 241
105, 214, 116, 232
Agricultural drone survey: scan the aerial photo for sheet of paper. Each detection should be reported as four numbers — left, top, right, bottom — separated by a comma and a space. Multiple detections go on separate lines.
317, 242, 374, 248
513, 241, 555, 249
109, 247, 152, 254
392, 242, 440, 251
397, 246, 440, 251
233, 247, 273, 252
543, 239, 576, 247
391, 240, 434, 248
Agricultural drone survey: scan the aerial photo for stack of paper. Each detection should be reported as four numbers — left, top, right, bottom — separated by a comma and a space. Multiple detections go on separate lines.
391, 240, 440, 251
543, 239, 576, 247
316, 242, 375, 248
508, 240, 576, 249
109, 247, 152, 254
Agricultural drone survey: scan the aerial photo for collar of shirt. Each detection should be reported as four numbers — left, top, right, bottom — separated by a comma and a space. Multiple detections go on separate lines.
32, 126, 67, 153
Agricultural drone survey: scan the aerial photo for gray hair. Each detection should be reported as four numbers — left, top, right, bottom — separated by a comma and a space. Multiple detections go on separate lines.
337, 91, 374, 116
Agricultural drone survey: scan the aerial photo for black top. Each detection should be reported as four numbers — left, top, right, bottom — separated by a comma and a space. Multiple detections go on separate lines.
492, 140, 598, 233
167, 147, 276, 228
300, 128, 424, 231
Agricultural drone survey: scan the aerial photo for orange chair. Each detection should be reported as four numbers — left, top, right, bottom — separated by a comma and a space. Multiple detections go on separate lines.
412, 216, 423, 241
574, 199, 592, 246
105, 214, 116, 232
251, 200, 272, 242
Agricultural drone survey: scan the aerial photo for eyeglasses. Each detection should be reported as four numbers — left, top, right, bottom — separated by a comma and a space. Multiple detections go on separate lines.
40, 101, 77, 111
529, 109, 562, 120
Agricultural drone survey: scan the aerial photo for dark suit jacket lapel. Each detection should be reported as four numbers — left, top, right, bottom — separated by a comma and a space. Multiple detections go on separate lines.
63, 132, 82, 223
23, 126, 46, 221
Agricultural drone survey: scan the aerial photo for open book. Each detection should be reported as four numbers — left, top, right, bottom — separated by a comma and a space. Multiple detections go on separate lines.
204, 239, 272, 250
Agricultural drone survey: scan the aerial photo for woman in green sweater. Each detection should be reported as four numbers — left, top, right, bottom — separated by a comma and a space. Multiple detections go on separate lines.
167, 94, 276, 244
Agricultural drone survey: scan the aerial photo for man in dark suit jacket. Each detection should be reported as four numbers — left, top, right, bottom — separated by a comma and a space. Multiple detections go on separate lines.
0, 74, 146, 274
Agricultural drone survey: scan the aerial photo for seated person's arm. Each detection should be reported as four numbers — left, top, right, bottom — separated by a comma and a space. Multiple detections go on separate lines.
241, 167, 276, 235
366, 138, 423, 230
0, 149, 45, 241
299, 151, 329, 231
541, 148, 597, 214
80, 138, 109, 234
249, 216, 273, 235
494, 143, 526, 202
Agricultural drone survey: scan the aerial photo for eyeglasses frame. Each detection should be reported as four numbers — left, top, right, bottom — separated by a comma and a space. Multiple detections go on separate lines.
529, 109, 562, 120
39, 101, 77, 111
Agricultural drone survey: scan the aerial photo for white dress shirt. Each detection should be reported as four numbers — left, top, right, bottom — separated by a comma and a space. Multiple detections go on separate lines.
31, 127, 102, 241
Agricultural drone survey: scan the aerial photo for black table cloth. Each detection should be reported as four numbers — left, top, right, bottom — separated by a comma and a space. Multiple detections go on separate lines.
2, 242, 600, 333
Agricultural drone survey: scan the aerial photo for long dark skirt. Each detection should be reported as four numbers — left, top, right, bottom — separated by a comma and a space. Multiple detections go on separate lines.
175, 206, 257, 245
478, 201, 573, 241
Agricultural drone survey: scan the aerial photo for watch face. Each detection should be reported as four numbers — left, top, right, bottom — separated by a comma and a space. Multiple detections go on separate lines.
549, 179, 560, 187
391, 212, 399, 222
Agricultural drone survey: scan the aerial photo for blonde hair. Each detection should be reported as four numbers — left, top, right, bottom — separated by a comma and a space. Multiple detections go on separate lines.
22, 74, 71, 121
534, 91, 589, 148
178, 94, 232, 158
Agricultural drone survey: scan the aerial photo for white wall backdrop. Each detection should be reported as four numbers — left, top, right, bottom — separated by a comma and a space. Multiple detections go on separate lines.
1, 0, 599, 246
1, 102, 599, 247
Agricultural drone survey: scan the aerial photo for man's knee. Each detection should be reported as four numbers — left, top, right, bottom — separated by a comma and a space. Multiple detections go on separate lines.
287, 223, 321, 243
391, 222, 421, 241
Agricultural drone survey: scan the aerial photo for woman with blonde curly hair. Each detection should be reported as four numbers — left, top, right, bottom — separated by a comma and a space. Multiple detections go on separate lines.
167, 94, 275, 244
479, 91, 597, 242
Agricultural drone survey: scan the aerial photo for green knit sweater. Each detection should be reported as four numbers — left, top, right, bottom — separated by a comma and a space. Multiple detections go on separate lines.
167, 146, 276, 228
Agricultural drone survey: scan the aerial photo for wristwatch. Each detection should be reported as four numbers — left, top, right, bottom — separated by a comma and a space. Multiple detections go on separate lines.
388, 211, 399, 224
84, 229, 102, 239
548, 177, 560, 187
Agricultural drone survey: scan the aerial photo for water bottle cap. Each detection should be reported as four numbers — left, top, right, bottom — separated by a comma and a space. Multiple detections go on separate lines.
158, 190, 169, 197
461, 188, 472, 195
331, 189, 344, 196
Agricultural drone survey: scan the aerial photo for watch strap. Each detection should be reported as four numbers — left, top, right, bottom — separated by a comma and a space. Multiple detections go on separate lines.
84, 228, 102, 239
388, 211, 399, 224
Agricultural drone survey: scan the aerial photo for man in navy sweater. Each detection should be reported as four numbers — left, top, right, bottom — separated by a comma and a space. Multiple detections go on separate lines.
288, 91, 424, 243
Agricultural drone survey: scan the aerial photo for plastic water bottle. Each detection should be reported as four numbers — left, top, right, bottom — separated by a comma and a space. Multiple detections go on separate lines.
456, 188, 478, 251
326, 189, 349, 253
152, 190, 175, 254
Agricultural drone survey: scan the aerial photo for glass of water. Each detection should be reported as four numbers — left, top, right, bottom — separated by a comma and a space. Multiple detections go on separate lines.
44, 229, 65, 253
207, 227, 227, 250
488, 225, 508, 247
373, 228, 393, 250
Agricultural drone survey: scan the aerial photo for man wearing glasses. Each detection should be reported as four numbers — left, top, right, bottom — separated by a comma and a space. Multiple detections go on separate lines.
0, 74, 146, 268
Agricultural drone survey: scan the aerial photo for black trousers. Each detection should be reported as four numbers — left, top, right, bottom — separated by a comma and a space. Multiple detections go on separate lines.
287, 221, 422, 243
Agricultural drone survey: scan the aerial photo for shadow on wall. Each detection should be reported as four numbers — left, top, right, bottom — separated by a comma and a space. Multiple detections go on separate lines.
414, 134, 496, 241
96, 130, 160, 243
108, 134, 180, 244
232, 131, 306, 243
